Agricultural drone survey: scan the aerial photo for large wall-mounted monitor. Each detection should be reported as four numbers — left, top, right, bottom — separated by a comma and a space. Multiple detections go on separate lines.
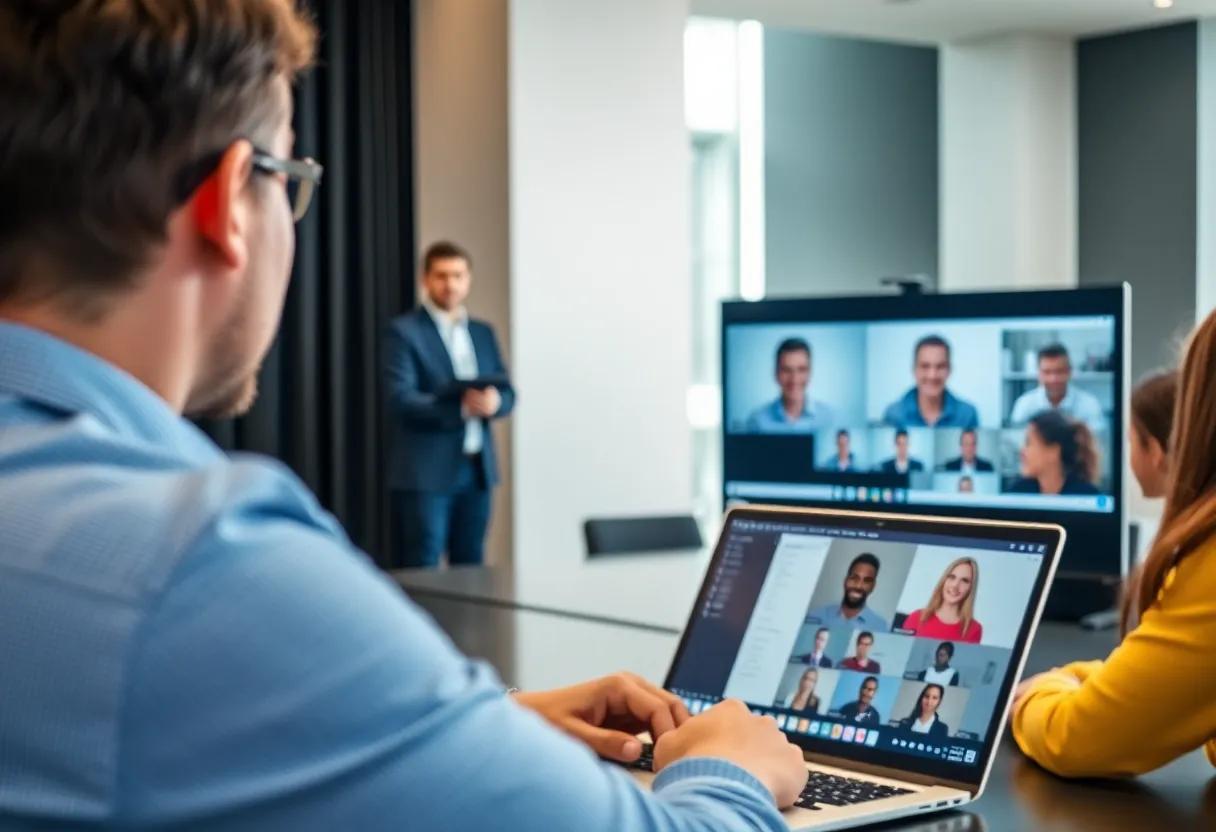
721, 285, 1129, 583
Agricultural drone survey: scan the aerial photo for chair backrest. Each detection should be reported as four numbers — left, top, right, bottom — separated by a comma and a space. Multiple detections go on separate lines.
583, 515, 703, 557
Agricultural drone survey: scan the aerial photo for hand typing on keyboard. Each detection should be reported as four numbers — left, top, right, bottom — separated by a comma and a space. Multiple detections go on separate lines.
651, 699, 810, 809
512, 672, 689, 764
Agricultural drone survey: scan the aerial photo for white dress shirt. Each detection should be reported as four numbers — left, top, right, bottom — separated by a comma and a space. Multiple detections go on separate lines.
1009, 385, 1106, 431
424, 303, 482, 454
922, 666, 956, 687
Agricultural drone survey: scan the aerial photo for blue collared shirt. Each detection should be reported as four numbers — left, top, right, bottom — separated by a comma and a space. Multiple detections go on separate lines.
0, 322, 784, 831
423, 301, 483, 454
882, 388, 979, 430
745, 397, 834, 434
805, 603, 891, 633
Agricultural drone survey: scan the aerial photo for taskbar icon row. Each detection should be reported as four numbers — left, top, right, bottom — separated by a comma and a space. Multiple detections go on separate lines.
674, 692, 882, 749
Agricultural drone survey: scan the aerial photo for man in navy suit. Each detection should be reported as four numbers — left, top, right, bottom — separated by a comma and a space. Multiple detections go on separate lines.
384, 241, 515, 568
941, 429, 995, 473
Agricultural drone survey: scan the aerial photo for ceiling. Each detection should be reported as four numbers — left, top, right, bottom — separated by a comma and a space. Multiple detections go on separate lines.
688, 0, 1216, 45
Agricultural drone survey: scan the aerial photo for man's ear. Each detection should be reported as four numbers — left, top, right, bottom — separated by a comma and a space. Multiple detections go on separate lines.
192, 141, 254, 272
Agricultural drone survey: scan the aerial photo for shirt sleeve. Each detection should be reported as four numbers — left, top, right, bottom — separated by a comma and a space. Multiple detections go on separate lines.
115, 487, 788, 831
1011, 554, 1216, 778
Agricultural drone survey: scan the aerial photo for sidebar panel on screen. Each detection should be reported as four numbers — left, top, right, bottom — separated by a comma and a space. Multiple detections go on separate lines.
667, 528, 782, 696
722, 533, 830, 703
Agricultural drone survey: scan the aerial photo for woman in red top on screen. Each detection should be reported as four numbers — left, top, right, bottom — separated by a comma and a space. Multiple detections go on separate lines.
902, 557, 983, 644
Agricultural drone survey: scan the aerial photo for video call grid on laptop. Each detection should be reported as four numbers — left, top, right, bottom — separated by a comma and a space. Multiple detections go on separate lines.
659, 506, 1063, 798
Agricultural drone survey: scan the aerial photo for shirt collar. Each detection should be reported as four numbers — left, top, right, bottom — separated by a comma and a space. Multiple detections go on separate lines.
1043, 385, 1075, 410
770, 397, 815, 421
422, 298, 468, 330
904, 387, 960, 418
0, 322, 222, 464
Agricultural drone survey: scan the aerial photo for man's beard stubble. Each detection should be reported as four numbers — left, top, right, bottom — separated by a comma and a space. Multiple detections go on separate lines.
182, 291, 264, 421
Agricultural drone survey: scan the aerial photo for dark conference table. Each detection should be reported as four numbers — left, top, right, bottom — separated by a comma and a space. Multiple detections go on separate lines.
401, 577, 1216, 832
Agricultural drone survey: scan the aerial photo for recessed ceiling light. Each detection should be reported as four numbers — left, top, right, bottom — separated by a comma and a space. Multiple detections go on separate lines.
1154, 0, 1174, 8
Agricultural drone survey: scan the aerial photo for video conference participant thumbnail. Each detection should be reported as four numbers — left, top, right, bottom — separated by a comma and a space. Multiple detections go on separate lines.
881, 335, 980, 430
819, 428, 862, 472
903, 639, 1010, 687
938, 429, 995, 472
872, 428, 929, 474
1007, 410, 1102, 496
934, 472, 1000, 495
772, 665, 841, 716
744, 337, 834, 433
803, 541, 916, 632
790, 626, 834, 667
829, 672, 898, 727
890, 680, 972, 739
1008, 343, 1106, 431
911, 641, 961, 686
893, 545, 1042, 648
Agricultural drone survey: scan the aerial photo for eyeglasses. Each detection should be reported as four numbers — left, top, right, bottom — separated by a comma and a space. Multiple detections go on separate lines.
250, 150, 324, 222
174, 145, 325, 223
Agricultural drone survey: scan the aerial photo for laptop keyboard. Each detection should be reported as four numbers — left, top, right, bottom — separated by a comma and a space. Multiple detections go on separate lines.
794, 771, 912, 810
615, 744, 912, 810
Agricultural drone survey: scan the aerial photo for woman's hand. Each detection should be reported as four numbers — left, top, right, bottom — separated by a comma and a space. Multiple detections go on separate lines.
1011, 670, 1080, 711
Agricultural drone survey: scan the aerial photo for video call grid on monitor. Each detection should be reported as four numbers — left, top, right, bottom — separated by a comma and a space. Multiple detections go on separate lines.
718, 286, 1128, 580
664, 508, 1061, 785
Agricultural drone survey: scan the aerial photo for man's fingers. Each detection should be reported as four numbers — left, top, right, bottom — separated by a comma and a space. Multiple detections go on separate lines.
563, 718, 643, 763
607, 675, 679, 739
623, 673, 691, 728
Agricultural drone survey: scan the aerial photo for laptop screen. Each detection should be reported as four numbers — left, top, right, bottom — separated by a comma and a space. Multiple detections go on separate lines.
664, 507, 1061, 786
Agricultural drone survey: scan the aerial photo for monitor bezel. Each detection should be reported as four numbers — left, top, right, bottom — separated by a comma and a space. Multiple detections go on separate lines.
662, 504, 1065, 793
719, 284, 1128, 581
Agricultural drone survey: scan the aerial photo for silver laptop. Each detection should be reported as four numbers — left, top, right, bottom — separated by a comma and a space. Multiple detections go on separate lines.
627, 505, 1063, 831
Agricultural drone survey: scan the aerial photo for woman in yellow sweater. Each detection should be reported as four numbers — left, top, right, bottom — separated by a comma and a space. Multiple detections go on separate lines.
1011, 308, 1216, 778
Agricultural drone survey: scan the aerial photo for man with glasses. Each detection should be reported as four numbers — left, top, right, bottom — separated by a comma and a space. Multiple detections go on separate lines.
0, 3, 803, 830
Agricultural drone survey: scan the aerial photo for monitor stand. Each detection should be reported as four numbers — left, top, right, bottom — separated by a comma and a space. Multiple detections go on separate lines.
1042, 575, 1117, 623
1054, 523, 1139, 631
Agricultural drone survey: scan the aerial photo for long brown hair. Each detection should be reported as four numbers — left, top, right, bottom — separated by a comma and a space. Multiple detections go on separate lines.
919, 557, 979, 637
1130, 369, 1178, 451
1028, 410, 1100, 484
1121, 311, 1216, 635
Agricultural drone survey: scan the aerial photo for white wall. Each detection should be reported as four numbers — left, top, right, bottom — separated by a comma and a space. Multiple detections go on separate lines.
940, 36, 1077, 292
1198, 20, 1216, 322
413, 0, 514, 565
508, 0, 694, 579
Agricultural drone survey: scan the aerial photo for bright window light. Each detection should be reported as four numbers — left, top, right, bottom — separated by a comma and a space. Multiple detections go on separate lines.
686, 384, 722, 429
737, 19, 766, 302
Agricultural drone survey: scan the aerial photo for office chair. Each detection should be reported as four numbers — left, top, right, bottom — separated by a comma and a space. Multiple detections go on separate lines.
583, 515, 703, 557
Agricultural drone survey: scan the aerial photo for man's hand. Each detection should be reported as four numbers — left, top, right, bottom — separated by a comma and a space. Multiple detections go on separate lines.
654, 699, 808, 809
462, 387, 501, 418
512, 672, 690, 763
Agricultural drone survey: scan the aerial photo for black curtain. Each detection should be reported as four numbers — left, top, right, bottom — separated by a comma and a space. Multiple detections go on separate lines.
196, 0, 414, 567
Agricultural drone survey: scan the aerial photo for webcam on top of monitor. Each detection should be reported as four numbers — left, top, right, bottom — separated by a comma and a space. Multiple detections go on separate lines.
881, 274, 936, 296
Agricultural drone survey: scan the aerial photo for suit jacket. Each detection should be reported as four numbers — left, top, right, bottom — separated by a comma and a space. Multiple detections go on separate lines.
792, 653, 833, 669
943, 457, 994, 472
384, 309, 516, 492
879, 458, 924, 474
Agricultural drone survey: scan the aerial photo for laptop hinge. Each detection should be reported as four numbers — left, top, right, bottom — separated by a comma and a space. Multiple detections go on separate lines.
805, 753, 978, 795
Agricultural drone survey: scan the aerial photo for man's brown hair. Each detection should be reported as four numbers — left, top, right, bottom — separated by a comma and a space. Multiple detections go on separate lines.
422, 241, 473, 275
0, 0, 317, 316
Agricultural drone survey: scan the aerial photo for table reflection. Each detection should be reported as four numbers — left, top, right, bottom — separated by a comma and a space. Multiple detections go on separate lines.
1010, 755, 1216, 830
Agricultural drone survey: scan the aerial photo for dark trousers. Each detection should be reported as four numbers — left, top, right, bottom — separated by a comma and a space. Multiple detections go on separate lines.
395, 455, 491, 569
